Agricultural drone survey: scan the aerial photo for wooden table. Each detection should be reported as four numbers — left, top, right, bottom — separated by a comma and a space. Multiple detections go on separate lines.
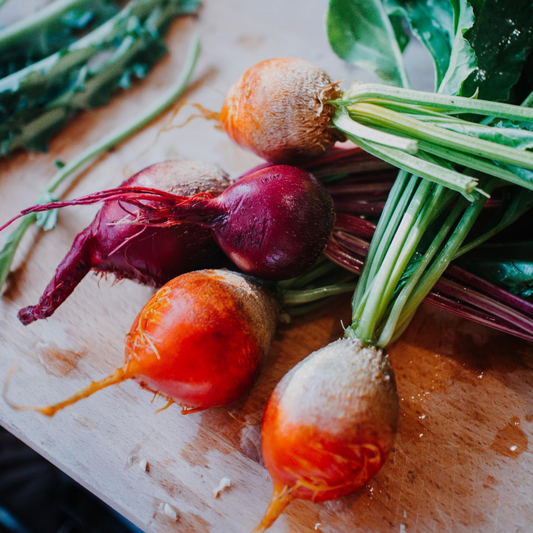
1, 1, 532, 532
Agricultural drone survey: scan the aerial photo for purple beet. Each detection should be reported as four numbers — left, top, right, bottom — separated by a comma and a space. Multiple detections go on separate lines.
17, 160, 231, 325
10, 165, 335, 284
206, 165, 336, 279
111, 165, 336, 280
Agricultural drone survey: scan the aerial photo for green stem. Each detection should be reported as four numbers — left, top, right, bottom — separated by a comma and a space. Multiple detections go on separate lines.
375, 185, 448, 320
454, 95, 533, 256
0, 215, 36, 289
350, 89, 533, 347
376, 198, 466, 347
418, 141, 533, 188
522, 90, 533, 109
333, 112, 417, 153
349, 103, 533, 172
0, 32, 200, 290
372, 101, 448, 119
342, 83, 533, 122
282, 282, 358, 306
354, 136, 478, 198
0, 0, 169, 94
353, 169, 411, 304
358, 173, 417, 299
0, 0, 94, 48
353, 178, 433, 342
8, 108, 69, 153
390, 184, 493, 343
276, 258, 336, 290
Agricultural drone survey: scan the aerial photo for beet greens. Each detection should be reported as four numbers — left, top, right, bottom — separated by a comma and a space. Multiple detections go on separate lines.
325, 0, 533, 349
0, 0, 200, 155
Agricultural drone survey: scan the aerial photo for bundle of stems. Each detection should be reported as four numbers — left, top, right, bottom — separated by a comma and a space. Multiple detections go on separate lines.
324, 213, 533, 343
332, 87, 533, 199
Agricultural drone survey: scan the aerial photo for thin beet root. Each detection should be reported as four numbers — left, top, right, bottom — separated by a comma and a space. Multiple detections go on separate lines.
16, 160, 231, 325
18, 228, 94, 325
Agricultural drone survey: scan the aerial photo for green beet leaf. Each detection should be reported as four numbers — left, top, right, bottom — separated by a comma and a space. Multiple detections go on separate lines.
437, 0, 477, 95
460, 257, 533, 297
385, 0, 476, 95
385, 0, 455, 90
0, 0, 200, 156
462, 0, 533, 102
0, 0, 119, 78
327, 0, 410, 87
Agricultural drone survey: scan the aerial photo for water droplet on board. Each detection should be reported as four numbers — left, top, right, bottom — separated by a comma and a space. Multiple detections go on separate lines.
490, 417, 528, 458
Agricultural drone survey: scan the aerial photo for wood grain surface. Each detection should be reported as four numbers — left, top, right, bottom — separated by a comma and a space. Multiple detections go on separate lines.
0, 1, 532, 532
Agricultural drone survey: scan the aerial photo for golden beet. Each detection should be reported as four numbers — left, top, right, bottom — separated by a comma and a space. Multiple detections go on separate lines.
254, 338, 399, 531
221, 58, 343, 163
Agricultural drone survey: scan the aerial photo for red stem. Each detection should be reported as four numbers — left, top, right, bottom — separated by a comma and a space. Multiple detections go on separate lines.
327, 216, 533, 341
424, 292, 533, 343
0, 188, 216, 232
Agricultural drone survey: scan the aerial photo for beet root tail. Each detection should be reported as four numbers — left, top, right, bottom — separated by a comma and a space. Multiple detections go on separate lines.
4, 367, 129, 417
252, 484, 294, 532
18, 228, 94, 325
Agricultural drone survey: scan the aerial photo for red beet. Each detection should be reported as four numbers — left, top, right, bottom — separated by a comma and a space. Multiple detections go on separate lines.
124, 167, 331, 278
8, 165, 335, 309
17, 160, 230, 325
125, 165, 335, 280
203, 165, 336, 279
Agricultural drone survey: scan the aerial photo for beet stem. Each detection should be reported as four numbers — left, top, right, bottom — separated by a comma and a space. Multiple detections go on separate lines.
326, 226, 533, 340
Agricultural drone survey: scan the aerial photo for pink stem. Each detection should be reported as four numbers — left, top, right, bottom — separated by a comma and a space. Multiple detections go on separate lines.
327, 218, 533, 340
0, 188, 214, 232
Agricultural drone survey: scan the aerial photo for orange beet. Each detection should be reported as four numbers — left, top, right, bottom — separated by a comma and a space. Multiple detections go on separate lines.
254, 338, 399, 531
221, 58, 343, 164
9, 270, 278, 417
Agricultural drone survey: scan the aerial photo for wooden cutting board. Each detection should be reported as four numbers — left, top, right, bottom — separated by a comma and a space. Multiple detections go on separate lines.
0, 1, 532, 532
